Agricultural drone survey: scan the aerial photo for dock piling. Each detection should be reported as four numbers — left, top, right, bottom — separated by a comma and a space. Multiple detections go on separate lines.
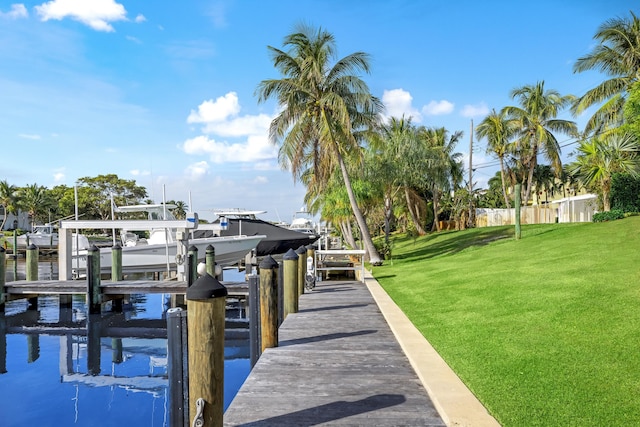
283, 249, 299, 317
186, 274, 227, 427
86, 245, 101, 315
296, 246, 306, 296
167, 307, 189, 427
26, 244, 38, 310
259, 256, 279, 351
248, 274, 260, 366
0, 247, 5, 311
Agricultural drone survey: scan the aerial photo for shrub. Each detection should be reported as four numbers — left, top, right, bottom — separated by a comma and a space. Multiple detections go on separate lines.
593, 209, 625, 222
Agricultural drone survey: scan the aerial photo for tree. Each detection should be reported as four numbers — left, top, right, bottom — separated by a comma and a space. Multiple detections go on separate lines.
572, 11, 640, 135
476, 109, 516, 208
568, 133, 640, 211
77, 174, 147, 220
503, 81, 577, 205
19, 183, 53, 228
167, 200, 188, 219
417, 127, 464, 232
256, 24, 384, 264
369, 116, 416, 242
532, 164, 556, 205
0, 180, 18, 230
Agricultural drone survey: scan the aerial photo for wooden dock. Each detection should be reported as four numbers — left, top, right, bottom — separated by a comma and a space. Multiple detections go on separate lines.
223, 279, 446, 426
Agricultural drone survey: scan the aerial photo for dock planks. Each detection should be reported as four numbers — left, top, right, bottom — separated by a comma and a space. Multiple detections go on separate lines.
223, 280, 445, 426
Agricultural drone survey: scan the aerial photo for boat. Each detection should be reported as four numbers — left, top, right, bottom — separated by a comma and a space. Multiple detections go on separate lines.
16, 223, 90, 250
209, 209, 319, 256
289, 208, 318, 235
70, 204, 265, 275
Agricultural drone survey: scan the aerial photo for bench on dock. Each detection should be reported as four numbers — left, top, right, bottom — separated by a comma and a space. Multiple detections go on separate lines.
315, 249, 366, 282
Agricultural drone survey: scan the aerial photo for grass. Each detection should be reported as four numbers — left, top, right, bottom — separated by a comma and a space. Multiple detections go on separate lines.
371, 218, 640, 426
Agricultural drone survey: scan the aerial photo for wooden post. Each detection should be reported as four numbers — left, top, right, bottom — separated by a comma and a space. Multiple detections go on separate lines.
205, 244, 216, 277
0, 313, 6, 373
111, 243, 123, 312
248, 274, 260, 366
0, 247, 5, 312
188, 245, 198, 284
87, 314, 102, 375
296, 245, 306, 296
515, 183, 522, 240
167, 307, 189, 427
259, 256, 279, 351
12, 233, 17, 282
27, 335, 40, 363
186, 274, 227, 427
282, 249, 299, 317
86, 245, 101, 315
112, 338, 123, 363
26, 244, 38, 310
111, 243, 122, 281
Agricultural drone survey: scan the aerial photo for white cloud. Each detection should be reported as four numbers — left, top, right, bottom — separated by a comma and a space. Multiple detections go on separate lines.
0, 4, 28, 19
53, 172, 65, 182
181, 134, 277, 164
130, 169, 150, 176
185, 161, 209, 180
126, 35, 141, 44
134, 13, 145, 23
202, 113, 272, 137
35, 0, 127, 32
382, 88, 422, 122
461, 102, 489, 118
188, 92, 241, 124
422, 100, 455, 116
252, 176, 268, 184
18, 133, 41, 140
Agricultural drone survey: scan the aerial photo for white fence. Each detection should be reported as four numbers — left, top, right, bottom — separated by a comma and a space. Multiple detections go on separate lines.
476, 194, 598, 227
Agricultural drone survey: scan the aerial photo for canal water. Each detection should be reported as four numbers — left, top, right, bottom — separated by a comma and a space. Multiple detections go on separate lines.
0, 259, 251, 427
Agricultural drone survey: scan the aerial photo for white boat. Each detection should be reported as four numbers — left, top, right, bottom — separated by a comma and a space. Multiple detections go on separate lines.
71, 204, 265, 275
17, 223, 90, 250
288, 208, 318, 235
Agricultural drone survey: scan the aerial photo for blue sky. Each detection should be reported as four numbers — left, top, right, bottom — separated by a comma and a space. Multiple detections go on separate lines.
0, 0, 634, 222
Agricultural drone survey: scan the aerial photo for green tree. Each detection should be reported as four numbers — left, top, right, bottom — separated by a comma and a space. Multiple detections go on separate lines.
256, 24, 384, 264
572, 11, 640, 135
532, 164, 556, 205
503, 81, 577, 205
417, 127, 464, 232
0, 180, 18, 230
568, 133, 640, 211
167, 200, 188, 219
476, 108, 516, 208
77, 174, 147, 220
19, 183, 53, 228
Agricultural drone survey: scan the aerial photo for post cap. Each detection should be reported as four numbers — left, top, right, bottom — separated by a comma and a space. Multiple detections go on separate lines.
27, 243, 38, 250
187, 273, 228, 300
283, 248, 299, 260
295, 245, 306, 255
259, 255, 279, 270
206, 244, 215, 254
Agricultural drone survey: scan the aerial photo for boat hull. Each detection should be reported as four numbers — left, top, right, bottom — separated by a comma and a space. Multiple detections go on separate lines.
72, 235, 264, 274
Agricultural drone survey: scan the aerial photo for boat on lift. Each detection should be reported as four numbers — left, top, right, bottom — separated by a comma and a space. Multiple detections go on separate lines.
16, 223, 90, 251
70, 204, 265, 275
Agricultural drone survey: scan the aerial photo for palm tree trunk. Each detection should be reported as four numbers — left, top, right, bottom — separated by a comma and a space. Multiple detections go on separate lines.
433, 190, 441, 232
523, 147, 538, 206
340, 220, 358, 249
337, 153, 382, 265
403, 187, 426, 235
499, 158, 511, 209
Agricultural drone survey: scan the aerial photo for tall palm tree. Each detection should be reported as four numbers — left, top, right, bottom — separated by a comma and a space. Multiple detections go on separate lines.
0, 180, 18, 231
531, 164, 555, 205
476, 109, 516, 208
503, 81, 577, 205
568, 133, 640, 211
256, 24, 384, 264
572, 11, 640, 135
417, 127, 464, 231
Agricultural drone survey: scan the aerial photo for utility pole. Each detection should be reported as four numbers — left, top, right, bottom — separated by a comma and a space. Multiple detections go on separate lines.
468, 119, 473, 228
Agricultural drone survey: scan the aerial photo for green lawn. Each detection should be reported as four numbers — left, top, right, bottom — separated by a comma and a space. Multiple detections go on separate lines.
372, 217, 640, 426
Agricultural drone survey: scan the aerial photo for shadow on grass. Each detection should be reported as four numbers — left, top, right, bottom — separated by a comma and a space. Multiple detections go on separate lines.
393, 227, 513, 262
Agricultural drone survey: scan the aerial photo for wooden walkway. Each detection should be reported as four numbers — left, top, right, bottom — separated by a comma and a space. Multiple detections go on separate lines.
223, 279, 446, 426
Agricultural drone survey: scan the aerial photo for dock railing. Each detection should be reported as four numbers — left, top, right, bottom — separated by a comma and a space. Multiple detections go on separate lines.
314, 249, 366, 283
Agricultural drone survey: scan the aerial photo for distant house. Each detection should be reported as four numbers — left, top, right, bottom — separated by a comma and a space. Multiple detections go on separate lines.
0, 208, 31, 231
549, 194, 598, 223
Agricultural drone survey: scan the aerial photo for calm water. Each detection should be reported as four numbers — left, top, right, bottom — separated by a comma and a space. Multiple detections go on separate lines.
0, 259, 251, 427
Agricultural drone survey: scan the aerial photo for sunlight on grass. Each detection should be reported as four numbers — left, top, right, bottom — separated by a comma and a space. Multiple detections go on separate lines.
372, 218, 640, 426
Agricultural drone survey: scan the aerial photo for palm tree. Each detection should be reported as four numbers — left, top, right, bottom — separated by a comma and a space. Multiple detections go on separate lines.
369, 116, 416, 241
476, 109, 516, 208
0, 180, 18, 231
532, 164, 555, 205
568, 133, 640, 211
256, 24, 384, 264
417, 127, 464, 231
19, 183, 51, 229
503, 81, 577, 205
572, 12, 640, 135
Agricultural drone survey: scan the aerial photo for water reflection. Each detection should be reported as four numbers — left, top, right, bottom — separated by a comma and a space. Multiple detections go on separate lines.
1, 263, 251, 427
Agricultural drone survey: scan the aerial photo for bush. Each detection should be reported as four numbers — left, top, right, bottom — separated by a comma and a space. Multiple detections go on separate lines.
593, 209, 625, 222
